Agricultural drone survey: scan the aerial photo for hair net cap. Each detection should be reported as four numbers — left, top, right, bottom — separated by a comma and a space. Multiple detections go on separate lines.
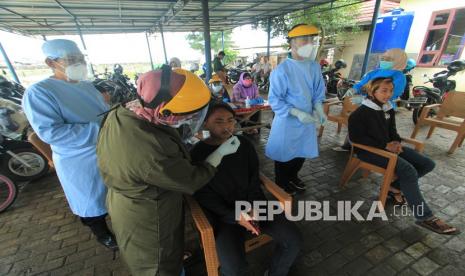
42, 39, 82, 59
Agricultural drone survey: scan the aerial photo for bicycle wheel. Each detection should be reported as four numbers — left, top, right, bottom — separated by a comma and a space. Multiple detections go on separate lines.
0, 174, 17, 213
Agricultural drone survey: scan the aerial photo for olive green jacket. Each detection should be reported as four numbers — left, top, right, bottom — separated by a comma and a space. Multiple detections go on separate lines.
97, 105, 215, 276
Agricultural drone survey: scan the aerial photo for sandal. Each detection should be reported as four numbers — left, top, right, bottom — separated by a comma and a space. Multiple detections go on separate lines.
388, 191, 406, 206
416, 217, 460, 235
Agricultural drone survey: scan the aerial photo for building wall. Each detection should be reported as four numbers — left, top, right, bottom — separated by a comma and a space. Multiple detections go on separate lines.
400, 0, 465, 91
335, 0, 465, 91
334, 31, 370, 79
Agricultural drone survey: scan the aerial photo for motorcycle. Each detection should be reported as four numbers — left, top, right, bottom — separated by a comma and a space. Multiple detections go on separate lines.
109, 64, 137, 100
93, 65, 138, 105
256, 75, 270, 93
336, 78, 356, 100
323, 59, 348, 99
227, 66, 250, 84
408, 59, 465, 124
0, 134, 49, 182
0, 99, 49, 182
0, 73, 25, 105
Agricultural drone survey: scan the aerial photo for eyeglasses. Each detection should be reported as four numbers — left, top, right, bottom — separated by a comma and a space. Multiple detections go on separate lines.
55, 55, 86, 65
244, 77, 252, 80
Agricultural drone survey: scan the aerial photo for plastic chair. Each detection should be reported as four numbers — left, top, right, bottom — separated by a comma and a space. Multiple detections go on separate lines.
185, 172, 291, 276
411, 91, 465, 154
340, 137, 424, 209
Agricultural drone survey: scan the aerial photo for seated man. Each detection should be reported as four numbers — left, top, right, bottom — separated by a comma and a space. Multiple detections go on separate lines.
348, 77, 458, 235
252, 56, 272, 84
191, 103, 302, 276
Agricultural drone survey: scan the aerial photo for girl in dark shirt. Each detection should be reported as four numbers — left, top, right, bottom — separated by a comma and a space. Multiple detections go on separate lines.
191, 103, 302, 276
348, 77, 458, 235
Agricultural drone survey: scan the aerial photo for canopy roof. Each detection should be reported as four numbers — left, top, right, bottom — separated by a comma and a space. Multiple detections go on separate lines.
0, 0, 334, 36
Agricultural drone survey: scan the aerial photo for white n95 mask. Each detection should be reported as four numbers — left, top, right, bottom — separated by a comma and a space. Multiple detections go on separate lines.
65, 63, 88, 81
297, 44, 319, 60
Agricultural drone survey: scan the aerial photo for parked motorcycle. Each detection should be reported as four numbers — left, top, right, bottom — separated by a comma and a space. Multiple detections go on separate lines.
227, 65, 250, 84
109, 64, 137, 100
0, 99, 49, 182
336, 78, 356, 100
408, 59, 465, 124
256, 75, 270, 93
93, 64, 138, 105
0, 73, 24, 105
0, 134, 49, 182
323, 59, 348, 99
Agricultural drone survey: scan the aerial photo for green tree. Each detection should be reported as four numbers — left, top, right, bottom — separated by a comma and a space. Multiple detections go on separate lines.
254, 0, 362, 57
185, 30, 238, 64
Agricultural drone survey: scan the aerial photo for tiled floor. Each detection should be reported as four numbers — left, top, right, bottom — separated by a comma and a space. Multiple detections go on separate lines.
1, 107, 465, 276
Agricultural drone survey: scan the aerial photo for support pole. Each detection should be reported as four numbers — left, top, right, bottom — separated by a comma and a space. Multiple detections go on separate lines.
201, 0, 212, 83
159, 23, 168, 64
145, 32, 155, 70
0, 41, 20, 84
266, 17, 271, 59
75, 22, 95, 76
221, 30, 224, 52
360, 0, 381, 78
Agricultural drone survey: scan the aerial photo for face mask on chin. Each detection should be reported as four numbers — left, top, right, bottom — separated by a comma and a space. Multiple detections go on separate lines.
64, 63, 88, 82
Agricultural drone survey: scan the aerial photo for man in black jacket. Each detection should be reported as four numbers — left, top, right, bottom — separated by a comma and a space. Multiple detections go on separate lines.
191, 103, 302, 276
348, 77, 457, 235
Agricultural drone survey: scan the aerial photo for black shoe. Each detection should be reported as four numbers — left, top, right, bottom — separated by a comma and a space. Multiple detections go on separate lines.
284, 186, 297, 196
289, 178, 306, 191
97, 234, 118, 251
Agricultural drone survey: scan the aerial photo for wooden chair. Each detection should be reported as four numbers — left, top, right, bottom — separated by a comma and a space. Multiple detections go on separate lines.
340, 137, 424, 209
319, 96, 359, 137
411, 91, 465, 154
27, 132, 54, 168
185, 172, 292, 276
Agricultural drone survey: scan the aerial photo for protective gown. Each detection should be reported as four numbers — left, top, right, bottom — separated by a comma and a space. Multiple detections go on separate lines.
265, 58, 325, 162
22, 78, 109, 217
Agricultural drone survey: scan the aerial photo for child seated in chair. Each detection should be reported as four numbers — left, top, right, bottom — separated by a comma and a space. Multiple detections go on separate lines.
190, 103, 302, 276
348, 77, 458, 235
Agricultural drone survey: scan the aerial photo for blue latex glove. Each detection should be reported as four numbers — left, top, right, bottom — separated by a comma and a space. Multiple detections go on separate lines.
222, 98, 230, 103
249, 97, 264, 106
314, 103, 327, 125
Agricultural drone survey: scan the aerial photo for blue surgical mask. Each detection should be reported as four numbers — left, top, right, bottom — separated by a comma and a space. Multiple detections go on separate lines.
379, 61, 394, 70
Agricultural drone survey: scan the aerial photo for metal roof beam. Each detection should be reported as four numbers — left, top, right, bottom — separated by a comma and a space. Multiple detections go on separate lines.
0, 6, 64, 35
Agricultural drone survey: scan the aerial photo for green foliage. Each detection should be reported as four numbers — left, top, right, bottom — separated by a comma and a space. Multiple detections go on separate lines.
254, 0, 362, 45
185, 30, 238, 64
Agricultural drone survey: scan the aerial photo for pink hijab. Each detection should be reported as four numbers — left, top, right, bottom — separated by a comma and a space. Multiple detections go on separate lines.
126, 70, 185, 124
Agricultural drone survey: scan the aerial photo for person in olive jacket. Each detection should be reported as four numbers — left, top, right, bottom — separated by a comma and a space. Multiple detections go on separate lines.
96, 66, 240, 276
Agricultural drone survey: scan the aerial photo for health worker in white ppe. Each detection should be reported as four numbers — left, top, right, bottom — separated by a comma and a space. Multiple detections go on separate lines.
22, 39, 117, 250
265, 24, 326, 196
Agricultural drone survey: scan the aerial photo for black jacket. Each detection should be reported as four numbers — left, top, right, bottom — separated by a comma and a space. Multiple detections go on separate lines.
190, 136, 266, 224
348, 99, 401, 152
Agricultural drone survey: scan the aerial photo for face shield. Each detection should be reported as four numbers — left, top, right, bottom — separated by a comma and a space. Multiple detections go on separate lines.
157, 104, 209, 142
294, 35, 320, 61
54, 54, 88, 81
